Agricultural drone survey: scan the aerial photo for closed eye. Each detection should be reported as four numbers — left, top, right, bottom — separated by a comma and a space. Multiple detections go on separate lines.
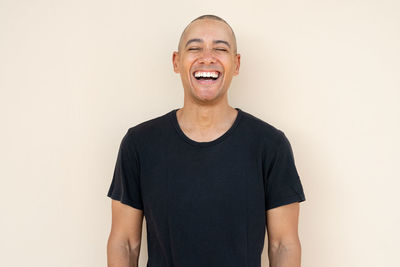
188, 48, 228, 51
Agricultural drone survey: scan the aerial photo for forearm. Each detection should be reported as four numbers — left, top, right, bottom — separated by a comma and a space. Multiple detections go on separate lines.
268, 240, 301, 267
107, 237, 140, 267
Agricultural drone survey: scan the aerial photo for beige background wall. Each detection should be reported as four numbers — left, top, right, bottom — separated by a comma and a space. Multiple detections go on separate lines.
1, 0, 399, 266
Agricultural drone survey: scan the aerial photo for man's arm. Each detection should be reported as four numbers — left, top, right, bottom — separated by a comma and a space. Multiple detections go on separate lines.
107, 199, 144, 267
266, 202, 302, 267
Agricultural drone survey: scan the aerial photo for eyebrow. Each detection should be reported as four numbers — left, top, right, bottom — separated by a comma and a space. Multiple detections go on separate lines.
185, 38, 231, 48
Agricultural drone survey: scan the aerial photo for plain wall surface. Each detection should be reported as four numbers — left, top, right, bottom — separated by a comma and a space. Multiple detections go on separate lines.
1, 1, 399, 266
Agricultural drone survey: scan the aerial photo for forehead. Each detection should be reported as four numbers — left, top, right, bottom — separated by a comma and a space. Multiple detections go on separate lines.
181, 19, 234, 45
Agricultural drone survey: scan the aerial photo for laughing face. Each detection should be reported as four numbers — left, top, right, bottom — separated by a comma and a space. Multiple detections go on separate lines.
172, 19, 241, 104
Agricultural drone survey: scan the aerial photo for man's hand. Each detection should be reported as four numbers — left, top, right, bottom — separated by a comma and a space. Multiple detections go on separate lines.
107, 200, 144, 267
266, 202, 302, 267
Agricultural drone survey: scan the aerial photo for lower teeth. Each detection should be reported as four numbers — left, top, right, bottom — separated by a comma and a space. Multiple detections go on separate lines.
197, 78, 217, 80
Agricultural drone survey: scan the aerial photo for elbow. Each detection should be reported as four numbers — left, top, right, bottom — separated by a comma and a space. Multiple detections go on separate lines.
268, 237, 301, 253
107, 234, 141, 265
128, 238, 141, 257
268, 239, 302, 267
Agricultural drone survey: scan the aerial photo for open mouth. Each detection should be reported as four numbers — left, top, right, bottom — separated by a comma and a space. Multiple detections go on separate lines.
192, 70, 221, 82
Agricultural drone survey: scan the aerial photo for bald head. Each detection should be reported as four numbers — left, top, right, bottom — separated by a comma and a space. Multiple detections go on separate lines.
177, 15, 237, 55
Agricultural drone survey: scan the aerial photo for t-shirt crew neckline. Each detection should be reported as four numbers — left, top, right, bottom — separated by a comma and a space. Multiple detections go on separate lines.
170, 107, 243, 148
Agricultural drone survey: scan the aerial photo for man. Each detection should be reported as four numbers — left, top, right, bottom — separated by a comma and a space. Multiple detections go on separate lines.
107, 14, 306, 267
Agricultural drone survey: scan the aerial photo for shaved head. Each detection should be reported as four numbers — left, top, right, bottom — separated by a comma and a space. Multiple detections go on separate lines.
177, 14, 237, 54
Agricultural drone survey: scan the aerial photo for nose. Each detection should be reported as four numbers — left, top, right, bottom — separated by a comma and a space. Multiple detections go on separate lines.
198, 48, 216, 64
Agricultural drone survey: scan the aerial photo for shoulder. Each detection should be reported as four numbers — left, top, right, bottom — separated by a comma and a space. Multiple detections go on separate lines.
124, 109, 173, 143
239, 109, 286, 150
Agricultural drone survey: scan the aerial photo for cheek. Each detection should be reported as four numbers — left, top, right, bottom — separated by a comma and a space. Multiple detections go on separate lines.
182, 59, 195, 72
220, 57, 235, 68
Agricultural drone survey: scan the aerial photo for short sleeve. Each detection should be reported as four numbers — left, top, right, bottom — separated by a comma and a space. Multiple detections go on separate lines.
107, 130, 144, 210
264, 132, 306, 210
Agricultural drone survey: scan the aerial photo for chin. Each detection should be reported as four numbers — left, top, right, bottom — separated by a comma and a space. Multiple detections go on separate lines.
191, 87, 225, 103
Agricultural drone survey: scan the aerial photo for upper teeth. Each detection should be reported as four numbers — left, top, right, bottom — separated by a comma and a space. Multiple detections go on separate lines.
194, 71, 219, 78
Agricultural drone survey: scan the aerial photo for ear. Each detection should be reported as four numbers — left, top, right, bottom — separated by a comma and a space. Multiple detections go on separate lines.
172, 51, 180, 73
233, 53, 241, 76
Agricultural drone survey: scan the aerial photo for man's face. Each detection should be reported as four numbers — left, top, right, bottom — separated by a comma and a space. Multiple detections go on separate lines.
173, 19, 240, 104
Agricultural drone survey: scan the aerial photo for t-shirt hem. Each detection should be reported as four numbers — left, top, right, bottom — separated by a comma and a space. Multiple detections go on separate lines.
107, 192, 144, 211
266, 194, 306, 211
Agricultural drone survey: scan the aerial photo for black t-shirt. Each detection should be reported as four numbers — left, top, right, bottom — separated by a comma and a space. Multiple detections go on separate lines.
107, 107, 306, 267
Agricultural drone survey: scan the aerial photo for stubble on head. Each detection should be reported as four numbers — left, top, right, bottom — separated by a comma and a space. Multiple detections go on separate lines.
177, 15, 238, 55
